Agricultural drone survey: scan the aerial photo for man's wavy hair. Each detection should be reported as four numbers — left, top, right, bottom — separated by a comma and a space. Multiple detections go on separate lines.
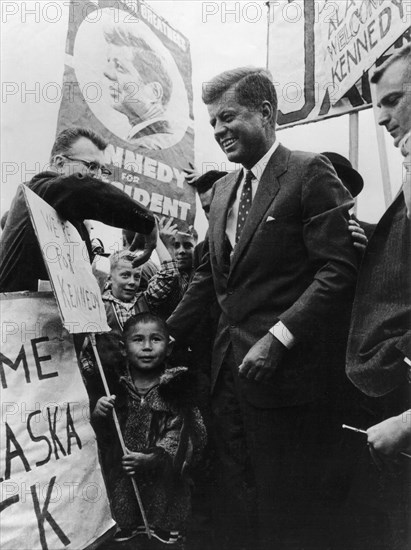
104, 27, 173, 108
371, 42, 411, 83
202, 67, 277, 126
50, 127, 107, 163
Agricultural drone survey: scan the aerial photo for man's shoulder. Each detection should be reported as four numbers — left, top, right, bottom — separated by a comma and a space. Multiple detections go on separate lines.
286, 148, 323, 165
27, 171, 59, 188
279, 148, 336, 182
264, 145, 323, 176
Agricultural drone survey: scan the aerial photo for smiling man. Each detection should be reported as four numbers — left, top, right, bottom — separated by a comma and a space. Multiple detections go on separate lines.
167, 67, 358, 550
103, 27, 174, 150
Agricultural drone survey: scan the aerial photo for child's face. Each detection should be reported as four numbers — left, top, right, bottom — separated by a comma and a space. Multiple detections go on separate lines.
173, 233, 195, 273
110, 259, 141, 302
126, 321, 170, 371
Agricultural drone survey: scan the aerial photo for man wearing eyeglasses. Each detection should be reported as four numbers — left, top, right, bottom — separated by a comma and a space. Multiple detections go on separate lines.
0, 126, 155, 292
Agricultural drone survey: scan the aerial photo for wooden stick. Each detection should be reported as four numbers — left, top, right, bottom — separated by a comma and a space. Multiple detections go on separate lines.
89, 333, 151, 538
342, 424, 366, 434
342, 424, 411, 459
349, 111, 359, 216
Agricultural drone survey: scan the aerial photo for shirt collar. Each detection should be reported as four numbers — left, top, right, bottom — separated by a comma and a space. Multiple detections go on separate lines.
104, 290, 137, 309
127, 117, 167, 141
248, 139, 279, 183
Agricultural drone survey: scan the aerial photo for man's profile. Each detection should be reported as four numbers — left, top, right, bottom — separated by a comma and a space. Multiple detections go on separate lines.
103, 27, 174, 150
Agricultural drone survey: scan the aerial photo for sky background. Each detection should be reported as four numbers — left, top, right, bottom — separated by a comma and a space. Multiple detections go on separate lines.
1, 0, 404, 246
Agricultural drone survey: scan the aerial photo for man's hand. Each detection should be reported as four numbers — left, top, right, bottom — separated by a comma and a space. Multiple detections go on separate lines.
238, 332, 286, 382
349, 219, 368, 252
184, 167, 200, 185
158, 216, 178, 251
367, 412, 411, 458
143, 222, 158, 252
130, 223, 158, 268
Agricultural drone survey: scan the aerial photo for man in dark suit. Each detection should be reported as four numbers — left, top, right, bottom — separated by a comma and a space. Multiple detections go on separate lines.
344, 43, 411, 550
168, 67, 358, 550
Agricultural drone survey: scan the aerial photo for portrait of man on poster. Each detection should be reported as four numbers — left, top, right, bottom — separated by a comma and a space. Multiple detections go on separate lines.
103, 26, 175, 150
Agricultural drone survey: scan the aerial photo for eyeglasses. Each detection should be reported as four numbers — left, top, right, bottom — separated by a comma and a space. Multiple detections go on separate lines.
62, 155, 112, 176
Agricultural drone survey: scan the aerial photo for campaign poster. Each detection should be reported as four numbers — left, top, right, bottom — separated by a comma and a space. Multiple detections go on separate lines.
0, 292, 115, 550
56, 0, 195, 229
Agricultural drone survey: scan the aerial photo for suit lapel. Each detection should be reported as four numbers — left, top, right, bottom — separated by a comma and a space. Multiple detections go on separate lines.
212, 170, 241, 267
230, 144, 290, 273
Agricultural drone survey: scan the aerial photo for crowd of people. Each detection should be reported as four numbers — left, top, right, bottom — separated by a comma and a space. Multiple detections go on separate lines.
0, 43, 410, 550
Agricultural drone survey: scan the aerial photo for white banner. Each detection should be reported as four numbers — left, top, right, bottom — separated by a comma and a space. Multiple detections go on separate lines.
267, 0, 411, 127
322, 0, 410, 104
0, 292, 115, 550
23, 186, 110, 334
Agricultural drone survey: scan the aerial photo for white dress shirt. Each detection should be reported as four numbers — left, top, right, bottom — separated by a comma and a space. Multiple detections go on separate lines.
225, 139, 280, 248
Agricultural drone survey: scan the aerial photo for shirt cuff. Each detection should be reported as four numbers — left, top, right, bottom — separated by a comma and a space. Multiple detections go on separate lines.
269, 321, 295, 349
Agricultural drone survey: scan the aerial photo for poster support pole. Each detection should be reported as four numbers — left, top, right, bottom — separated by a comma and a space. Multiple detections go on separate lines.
89, 333, 151, 539
369, 66, 392, 207
349, 111, 359, 214
265, 1, 271, 70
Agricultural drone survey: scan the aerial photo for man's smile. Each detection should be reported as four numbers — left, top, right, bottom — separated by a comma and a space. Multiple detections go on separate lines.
220, 137, 238, 151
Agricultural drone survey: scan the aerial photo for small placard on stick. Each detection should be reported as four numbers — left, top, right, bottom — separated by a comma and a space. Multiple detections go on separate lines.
23, 185, 110, 334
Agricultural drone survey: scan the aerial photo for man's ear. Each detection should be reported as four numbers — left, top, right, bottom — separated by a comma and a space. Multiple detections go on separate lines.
261, 100, 274, 126
150, 81, 163, 102
52, 155, 65, 172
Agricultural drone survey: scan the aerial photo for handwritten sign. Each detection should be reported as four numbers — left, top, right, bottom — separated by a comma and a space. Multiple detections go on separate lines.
23, 186, 110, 334
0, 292, 115, 549
321, 0, 409, 104
267, 0, 410, 127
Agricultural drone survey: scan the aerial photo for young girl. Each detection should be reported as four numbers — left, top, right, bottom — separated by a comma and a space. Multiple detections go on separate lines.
93, 312, 206, 549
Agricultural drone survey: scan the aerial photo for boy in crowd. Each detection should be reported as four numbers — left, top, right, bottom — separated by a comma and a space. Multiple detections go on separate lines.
93, 313, 206, 547
155, 217, 198, 319
81, 227, 181, 402
122, 229, 159, 291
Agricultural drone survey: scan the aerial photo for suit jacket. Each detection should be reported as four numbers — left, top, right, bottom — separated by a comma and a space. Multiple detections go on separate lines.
168, 145, 358, 407
346, 191, 411, 400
